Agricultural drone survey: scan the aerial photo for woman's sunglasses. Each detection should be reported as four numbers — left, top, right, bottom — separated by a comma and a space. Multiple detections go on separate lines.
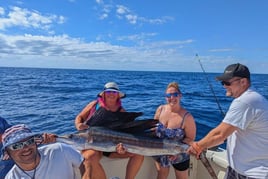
221, 78, 241, 86
8, 137, 35, 151
165, 92, 179, 98
104, 91, 119, 94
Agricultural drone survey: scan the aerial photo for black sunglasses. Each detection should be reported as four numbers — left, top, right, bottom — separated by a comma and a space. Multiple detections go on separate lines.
165, 92, 180, 98
221, 78, 241, 86
8, 137, 35, 150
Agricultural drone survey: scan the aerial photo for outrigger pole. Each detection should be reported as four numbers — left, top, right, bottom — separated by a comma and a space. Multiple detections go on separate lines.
196, 54, 225, 117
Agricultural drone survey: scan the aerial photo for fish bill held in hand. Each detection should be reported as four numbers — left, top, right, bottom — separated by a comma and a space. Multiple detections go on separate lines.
56, 126, 189, 156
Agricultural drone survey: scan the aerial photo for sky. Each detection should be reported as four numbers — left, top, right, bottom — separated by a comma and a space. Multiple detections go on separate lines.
0, 0, 267, 74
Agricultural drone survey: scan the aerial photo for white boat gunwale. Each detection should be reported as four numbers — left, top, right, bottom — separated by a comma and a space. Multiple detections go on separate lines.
100, 147, 228, 179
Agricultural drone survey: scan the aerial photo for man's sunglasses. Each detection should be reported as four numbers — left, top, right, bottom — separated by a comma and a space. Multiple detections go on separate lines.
221, 78, 241, 86
7, 137, 35, 151
165, 92, 180, 98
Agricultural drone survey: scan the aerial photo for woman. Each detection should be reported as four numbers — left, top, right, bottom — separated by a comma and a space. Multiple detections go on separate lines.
153, 82, 196, 179
75, 82, 144, 179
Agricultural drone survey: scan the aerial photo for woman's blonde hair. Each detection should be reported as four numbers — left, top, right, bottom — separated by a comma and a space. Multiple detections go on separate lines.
166, 82, 181, 94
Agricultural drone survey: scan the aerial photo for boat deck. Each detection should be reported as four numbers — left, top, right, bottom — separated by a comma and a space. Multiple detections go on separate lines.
101, 149, 227, 179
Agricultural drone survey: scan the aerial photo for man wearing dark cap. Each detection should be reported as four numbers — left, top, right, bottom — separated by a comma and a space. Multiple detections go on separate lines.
188, 63, 268, 178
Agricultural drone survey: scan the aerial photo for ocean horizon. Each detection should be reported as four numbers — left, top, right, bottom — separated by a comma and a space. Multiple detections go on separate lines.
1, 66, 267, 149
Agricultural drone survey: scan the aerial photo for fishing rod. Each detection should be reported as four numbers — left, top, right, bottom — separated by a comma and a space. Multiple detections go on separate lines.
195, 54, 226, 179
196, 54, 226, 118
200, 152, 218, 179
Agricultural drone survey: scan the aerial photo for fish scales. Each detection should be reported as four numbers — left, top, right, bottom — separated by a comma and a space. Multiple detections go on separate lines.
89, 127, 165, 148
57, 126, 189, 156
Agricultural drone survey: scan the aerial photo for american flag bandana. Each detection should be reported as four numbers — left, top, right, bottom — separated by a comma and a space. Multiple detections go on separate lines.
1, 124, 40, 158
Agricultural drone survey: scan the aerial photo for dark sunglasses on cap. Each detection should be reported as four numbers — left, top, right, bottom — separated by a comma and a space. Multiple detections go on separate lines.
7, 137, 35, 151
221, 78, 241, 86
165, 92, 180, 98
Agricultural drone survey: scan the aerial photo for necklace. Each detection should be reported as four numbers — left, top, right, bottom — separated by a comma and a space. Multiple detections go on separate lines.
17, 151, 39, 179
21, 167, 37, 179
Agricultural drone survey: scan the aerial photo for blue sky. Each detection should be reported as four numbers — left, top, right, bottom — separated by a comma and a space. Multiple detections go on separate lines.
0, 0, 267, 74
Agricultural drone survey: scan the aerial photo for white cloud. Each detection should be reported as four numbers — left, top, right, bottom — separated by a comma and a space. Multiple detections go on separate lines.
0, 6, 66, 31
96, 0, 103, 5
139, 16, 174, 25
116, 5, 129, 15
97, 3, 112, 20
0, 33, 200, 72
99, 13, 108, 20
95, 3, 173, 25
125, 14, 137, 24
0, 7, 4, 15
0, 31, 266, 73
117, 33, 158, 42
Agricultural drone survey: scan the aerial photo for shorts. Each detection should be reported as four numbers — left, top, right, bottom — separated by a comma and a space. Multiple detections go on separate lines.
172, 159, 190, 171
103, 152, 112, 157
226, 166, 256, 179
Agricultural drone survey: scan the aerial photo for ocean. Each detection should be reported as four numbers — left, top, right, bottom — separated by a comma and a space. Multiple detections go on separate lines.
1, 67, 267, 149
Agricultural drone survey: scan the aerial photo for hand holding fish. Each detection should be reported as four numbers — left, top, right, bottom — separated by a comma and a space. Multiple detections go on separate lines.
116, 143, 127, 154
167, 155, 178, 161
187, 142, 203, 159
76, 123, 89, 130
42, 133, 57, 144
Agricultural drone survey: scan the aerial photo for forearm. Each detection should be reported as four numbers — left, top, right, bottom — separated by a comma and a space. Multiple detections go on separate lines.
75, 115, 90, 131
183, 137, 195, 145
197, 130, 225, 150
188, 130, 225, 158
75, 116, 84, 128
197, 122, 236, 150
188, 122, 235, 158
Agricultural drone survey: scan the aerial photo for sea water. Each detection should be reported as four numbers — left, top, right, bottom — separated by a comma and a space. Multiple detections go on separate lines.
0, 67, 267, 149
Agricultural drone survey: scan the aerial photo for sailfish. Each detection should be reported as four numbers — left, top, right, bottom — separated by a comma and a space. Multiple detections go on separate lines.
56, 107, 189, 156
56, 106, 218, 178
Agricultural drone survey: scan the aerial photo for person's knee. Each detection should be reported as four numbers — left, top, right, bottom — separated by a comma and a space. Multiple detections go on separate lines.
82, 159, 91, 168
132, 154, 144, 161
82, 150, 102, 162
157, 167, 170, 177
